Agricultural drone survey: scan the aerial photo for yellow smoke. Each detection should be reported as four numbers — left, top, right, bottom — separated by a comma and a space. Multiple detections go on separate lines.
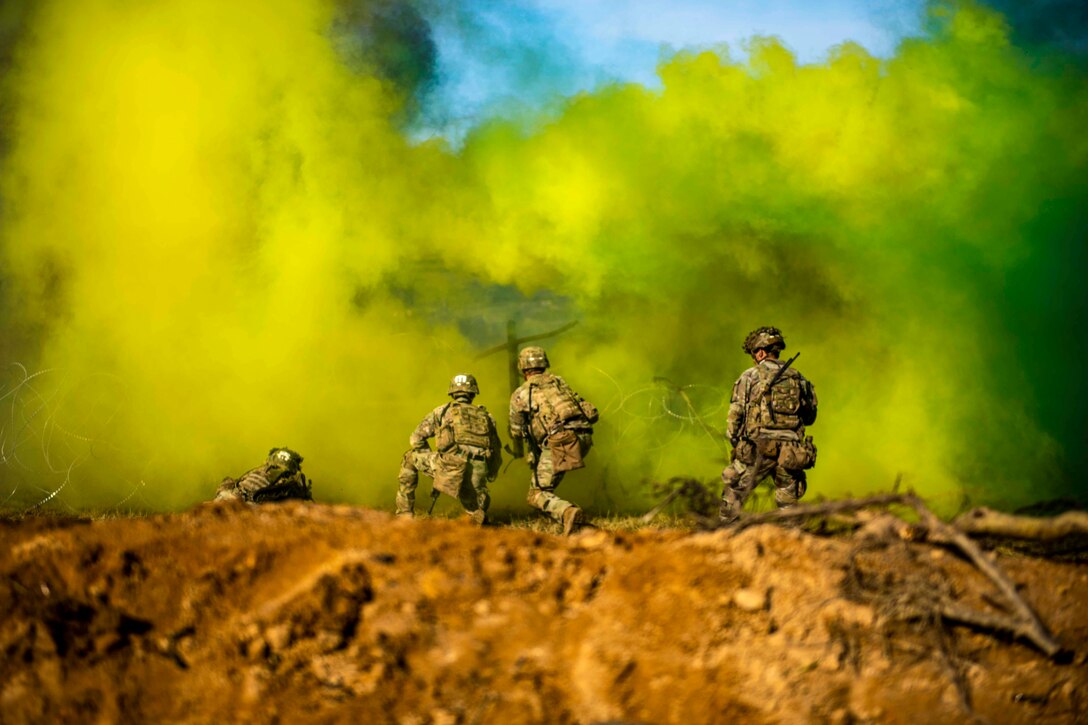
1, 0, 1079, 513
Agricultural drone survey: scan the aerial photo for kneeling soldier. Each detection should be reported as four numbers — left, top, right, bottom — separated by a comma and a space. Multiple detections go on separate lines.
397, 374, 502, 524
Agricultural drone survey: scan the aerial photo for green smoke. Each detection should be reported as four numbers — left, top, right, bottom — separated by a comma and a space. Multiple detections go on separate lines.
0, 0, 1084, 514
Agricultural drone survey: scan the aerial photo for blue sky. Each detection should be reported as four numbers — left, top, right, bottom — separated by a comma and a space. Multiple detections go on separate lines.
418, 0, 929, 141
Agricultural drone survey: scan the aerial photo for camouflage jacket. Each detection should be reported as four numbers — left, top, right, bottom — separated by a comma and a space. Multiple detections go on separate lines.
726, 357, 817, 442
509, 372, 598, 446
215, 463, 312, 503
410, 402, 503, 479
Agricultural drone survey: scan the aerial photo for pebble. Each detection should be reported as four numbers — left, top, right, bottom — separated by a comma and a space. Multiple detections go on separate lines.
734, 588, 766, 611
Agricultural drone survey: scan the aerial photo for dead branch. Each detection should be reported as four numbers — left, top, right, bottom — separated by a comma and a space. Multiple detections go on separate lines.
724, 493, 1063, 657
952, 507, 1088, 542
639, 487, 684, 524
727, 493, 912, 532
902, 494, 1062, 658
934, 600, 1049, 644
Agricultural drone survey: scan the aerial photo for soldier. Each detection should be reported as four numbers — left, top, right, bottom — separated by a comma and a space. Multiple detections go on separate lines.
719, 327, 818, 524
214, 447, 313, 503
509, 346, 599, 535
397, 374, 502, 524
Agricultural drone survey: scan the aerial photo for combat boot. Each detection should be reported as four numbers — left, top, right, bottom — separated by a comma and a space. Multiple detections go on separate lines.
718, 500, 739, 526
561, 506, 583, 536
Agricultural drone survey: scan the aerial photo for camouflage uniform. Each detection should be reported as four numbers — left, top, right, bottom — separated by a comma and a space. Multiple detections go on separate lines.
214, 448, 313, 503
397, 375, 502, 523
509, 347, 598, 531
720, 329, 818, 523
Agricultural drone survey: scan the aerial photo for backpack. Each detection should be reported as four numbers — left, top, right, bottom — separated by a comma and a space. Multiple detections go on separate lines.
438, 402, 492, 451
529, 374, 592, 441
748, 365, 805, 432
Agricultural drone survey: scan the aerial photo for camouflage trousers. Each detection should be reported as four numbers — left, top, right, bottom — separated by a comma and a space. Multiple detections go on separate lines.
527, 432, 593, 523
397, 448, 491, 522
719, 439, 807, 523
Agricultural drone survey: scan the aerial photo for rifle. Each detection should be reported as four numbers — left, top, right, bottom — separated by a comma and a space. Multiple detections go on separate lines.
427, 487, 440, 515
504, 439, 524, 459
524, 435, 542, 487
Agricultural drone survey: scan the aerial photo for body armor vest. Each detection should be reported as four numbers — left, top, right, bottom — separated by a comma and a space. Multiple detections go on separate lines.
436, 402, 492, 452
747, 365, 804, 433
529, 374, 591, 442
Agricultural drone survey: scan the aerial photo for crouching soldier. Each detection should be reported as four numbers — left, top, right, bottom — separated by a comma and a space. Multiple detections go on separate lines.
397, 374, 502, 524
214, 447, 313, 503
719, 327, 818, 524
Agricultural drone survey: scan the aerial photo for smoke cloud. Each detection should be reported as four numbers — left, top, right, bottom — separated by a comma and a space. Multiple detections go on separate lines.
1, 0, 1084, 513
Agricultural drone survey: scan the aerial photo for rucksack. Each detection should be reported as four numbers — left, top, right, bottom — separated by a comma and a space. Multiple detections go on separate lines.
748, 365, 804, 432
529, 374, 593, 441
439, 402, 492, 450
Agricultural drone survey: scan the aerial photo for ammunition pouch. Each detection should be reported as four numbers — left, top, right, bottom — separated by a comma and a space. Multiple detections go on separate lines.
777, 436, 817, 470
579, 399, 600, 424
548, 429, 585, 473
733, 438, 757, 466
432, 451, 469, 497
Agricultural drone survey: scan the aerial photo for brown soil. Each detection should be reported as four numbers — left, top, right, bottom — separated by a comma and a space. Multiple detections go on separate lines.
1, 503, 1085, 724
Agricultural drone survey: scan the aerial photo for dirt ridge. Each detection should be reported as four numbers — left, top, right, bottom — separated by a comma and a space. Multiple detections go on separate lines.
1, 502, 1085, 723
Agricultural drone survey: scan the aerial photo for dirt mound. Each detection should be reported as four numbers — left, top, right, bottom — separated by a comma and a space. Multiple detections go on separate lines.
1, 503, 1085, 723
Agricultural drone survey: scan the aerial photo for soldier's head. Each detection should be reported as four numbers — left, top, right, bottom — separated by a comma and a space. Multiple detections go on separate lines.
267, 447, 303, 472
448, 373, 479, 402
742, 327, 785, 362
518, 346, 549, 377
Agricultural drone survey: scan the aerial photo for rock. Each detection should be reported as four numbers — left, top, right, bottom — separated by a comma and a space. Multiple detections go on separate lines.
733, 588, 766, 611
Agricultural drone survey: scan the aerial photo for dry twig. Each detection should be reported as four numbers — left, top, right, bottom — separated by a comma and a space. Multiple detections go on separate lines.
724, 492, 1063, 657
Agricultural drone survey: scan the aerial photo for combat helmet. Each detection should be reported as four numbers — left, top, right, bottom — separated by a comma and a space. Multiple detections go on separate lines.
742, 327, 786, 355
517, 346, 550, 372
448, 373, 480, 398
267, 447, 303, 472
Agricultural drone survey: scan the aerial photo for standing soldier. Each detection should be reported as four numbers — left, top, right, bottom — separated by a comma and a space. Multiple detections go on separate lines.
509, 346, 599, 535
719, 327, 819, 524
397, 374, 502, 524
214, 447, 313, 503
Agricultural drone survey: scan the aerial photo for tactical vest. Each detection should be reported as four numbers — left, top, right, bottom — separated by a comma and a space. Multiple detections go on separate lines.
226, 465, 312, 503
436, 402, 492, 452
252, 469, 312, 502
747, 365, 804, 433
529, 374, 592, 442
